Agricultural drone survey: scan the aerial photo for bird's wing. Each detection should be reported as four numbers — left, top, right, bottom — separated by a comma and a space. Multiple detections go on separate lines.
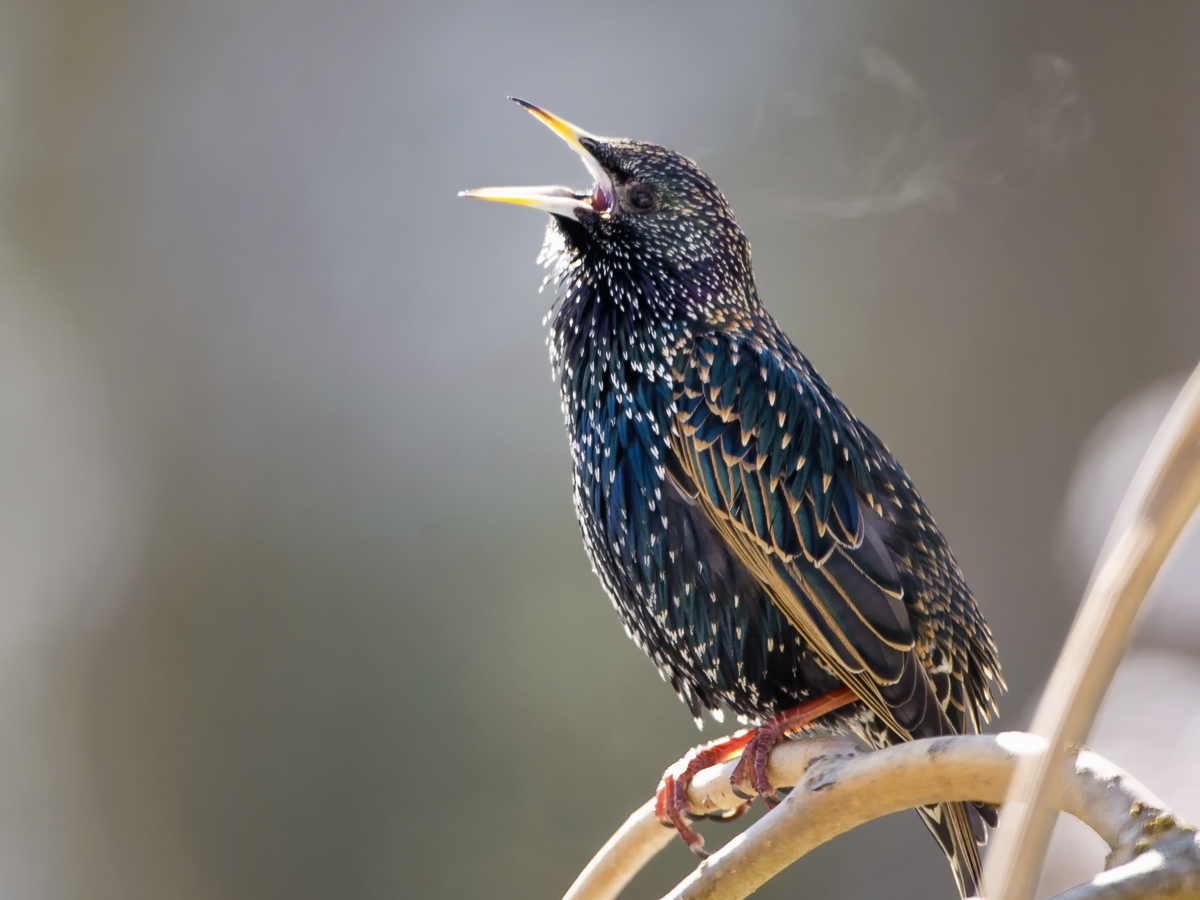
667, 331, 935, 740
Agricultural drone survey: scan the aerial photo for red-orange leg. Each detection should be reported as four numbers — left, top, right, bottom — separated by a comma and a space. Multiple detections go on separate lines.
656, 686, 858, 856
729, 685, 857, 806
654, 728, 756, 856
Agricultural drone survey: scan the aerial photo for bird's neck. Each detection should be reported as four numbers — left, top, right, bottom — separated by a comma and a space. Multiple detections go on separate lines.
542, 219, 772, 455
545, 234, 759, 376
549, 264, 685, 420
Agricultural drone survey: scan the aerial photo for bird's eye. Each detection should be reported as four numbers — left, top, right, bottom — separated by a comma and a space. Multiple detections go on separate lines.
626, 184, 657, 212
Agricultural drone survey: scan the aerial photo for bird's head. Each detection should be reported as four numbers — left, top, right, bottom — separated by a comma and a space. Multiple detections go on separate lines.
461, 99, 749, 277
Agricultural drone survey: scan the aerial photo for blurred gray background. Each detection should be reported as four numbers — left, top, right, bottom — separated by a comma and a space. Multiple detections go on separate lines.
2, 2, 1199, 899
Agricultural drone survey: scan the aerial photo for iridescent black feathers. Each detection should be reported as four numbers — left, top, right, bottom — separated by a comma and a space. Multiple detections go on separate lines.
467, 106, 1003, 898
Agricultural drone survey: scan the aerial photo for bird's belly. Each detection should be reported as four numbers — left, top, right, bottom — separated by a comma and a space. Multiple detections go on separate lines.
576, 456, 843, 722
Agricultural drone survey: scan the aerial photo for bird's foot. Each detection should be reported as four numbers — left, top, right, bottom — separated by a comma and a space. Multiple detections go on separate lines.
729, 686, 858, 809
654, 730, 756, 857
728, 718, 786, 806
655, 686, 857, 856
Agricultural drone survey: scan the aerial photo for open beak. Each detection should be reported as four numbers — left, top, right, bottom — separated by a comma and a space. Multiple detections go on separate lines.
459, 98, 614, 219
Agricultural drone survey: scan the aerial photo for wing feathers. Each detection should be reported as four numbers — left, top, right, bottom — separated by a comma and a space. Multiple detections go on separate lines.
664, 333, 994, 898
669, 335, 927, 732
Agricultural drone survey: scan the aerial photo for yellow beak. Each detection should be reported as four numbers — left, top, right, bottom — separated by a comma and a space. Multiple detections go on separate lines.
459, 98, 614, 218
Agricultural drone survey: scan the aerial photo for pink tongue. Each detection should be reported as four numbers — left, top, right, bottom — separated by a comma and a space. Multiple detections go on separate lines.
593, 184, 612, 212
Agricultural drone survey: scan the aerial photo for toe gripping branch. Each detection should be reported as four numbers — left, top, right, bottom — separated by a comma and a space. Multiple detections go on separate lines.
653, 686, 857, 857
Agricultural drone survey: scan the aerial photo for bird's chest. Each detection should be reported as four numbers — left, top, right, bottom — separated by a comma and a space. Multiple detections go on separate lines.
562, 346, 673, 557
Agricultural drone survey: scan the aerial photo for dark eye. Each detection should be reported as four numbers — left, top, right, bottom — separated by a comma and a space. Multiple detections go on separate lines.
626, 184, 656, 211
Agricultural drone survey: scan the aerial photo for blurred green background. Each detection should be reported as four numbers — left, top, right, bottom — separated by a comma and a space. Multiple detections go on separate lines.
2, 2, 1199, 899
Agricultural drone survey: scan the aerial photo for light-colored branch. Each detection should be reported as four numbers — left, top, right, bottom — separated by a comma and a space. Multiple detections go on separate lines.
1047, 833, 1200, 900
560, 733, 1197, 900
983, 362, 1200, 900
560, 736, 856, 900
559, 739, 854, 900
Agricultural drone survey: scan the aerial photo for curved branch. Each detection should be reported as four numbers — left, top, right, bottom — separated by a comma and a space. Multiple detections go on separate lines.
560, 735, 856, 900
1048, 832, 1200, 900
559, 733, 1196, 900
984, 362, 1200, 900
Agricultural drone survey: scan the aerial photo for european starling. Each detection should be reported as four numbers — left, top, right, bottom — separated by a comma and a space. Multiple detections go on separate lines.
462, 100, 1004, 898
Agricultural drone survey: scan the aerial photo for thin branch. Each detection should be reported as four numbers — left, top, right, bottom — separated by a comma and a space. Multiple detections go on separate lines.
560, 733, 1196, 900
560, 735, 857, 900
983, 362, 1200, 900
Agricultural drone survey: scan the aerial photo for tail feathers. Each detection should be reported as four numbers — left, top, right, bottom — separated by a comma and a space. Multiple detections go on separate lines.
959, 799, 996, 845
869, 656, 999, 897
974, 800, 999, 830
917, 801, 987, 899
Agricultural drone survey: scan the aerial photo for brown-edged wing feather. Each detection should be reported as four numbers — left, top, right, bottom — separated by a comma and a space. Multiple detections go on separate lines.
668, 331, 928, 738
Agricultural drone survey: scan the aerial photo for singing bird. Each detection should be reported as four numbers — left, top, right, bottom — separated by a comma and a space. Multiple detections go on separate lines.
462, 99, 1003, 897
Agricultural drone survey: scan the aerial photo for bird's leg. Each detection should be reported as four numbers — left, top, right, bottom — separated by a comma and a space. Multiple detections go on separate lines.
653, 729, 756, 857
729, 685, 858, 807
654, 686, 857, 857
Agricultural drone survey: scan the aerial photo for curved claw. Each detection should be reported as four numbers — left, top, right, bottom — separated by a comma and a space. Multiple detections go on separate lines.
703, 799, 753, 822
654, 772, 709, 856
656, 689, 859, 856
730, 721, 784, 806
654, 729, 758, 857
731, 687, 859, 807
